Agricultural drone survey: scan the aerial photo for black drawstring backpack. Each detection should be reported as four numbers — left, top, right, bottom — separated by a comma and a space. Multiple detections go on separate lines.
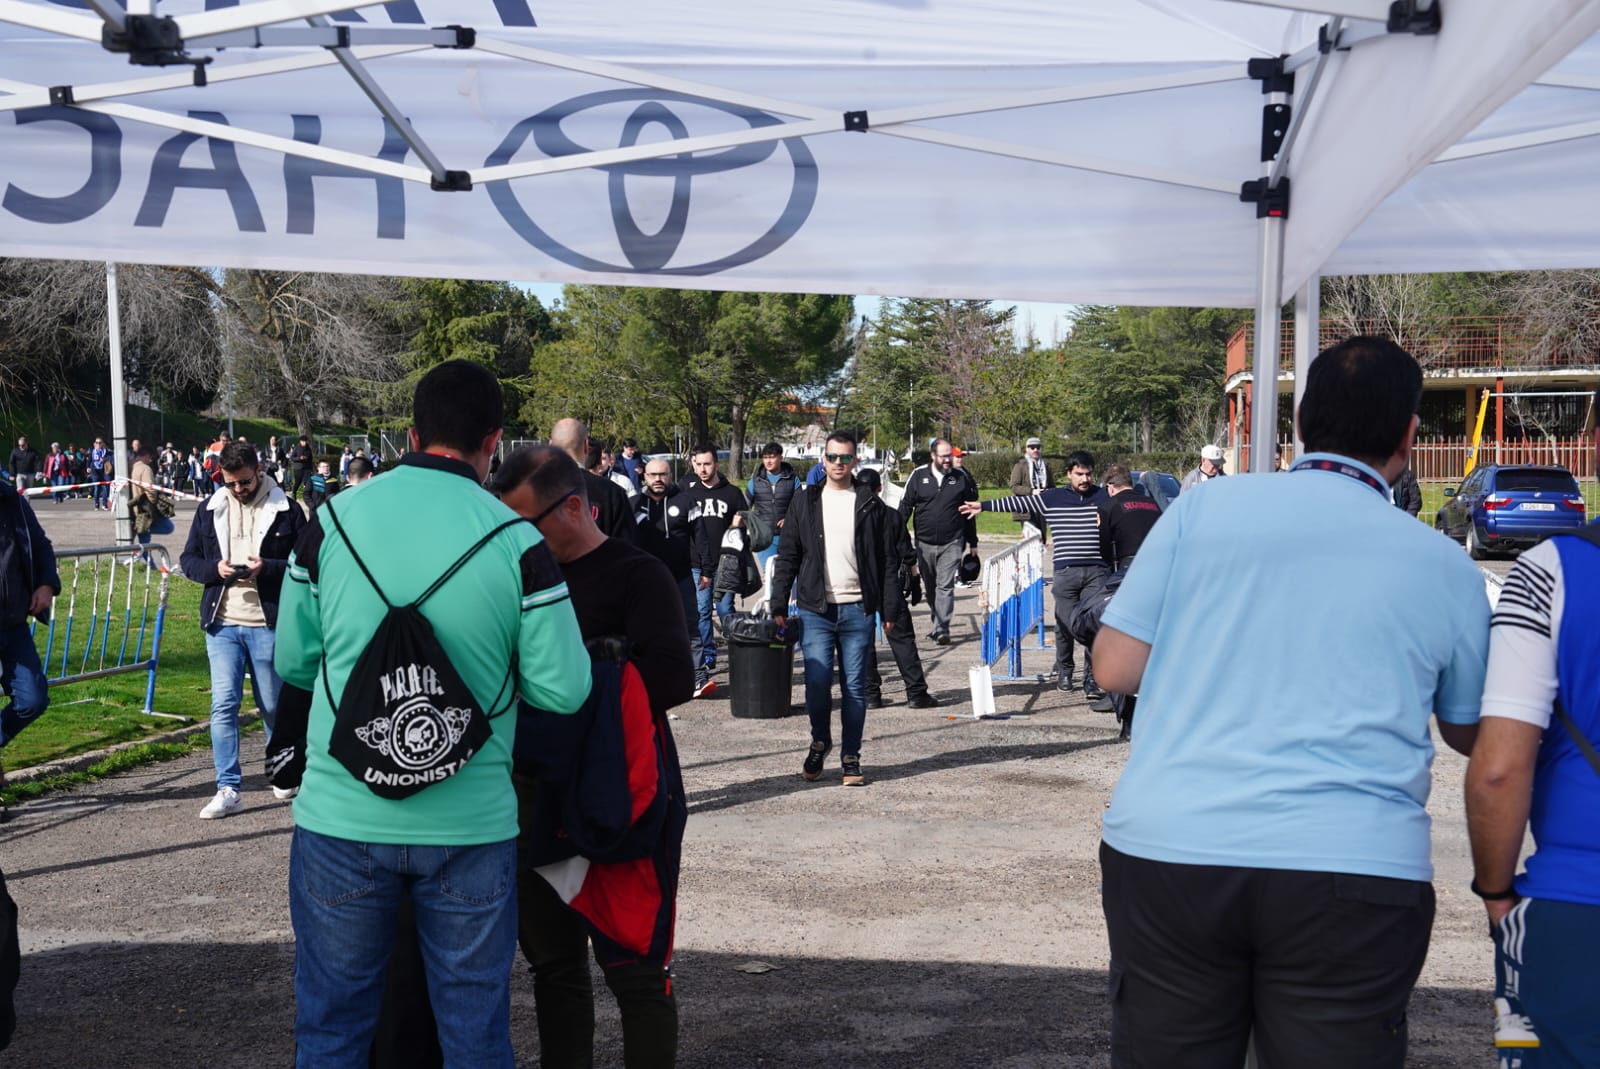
320, 500, 523, 799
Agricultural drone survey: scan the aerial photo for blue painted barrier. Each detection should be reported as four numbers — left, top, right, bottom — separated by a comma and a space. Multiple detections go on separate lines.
978, 536, 1049, 679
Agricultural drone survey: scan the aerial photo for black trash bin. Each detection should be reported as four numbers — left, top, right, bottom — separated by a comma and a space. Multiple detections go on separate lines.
725, 612, 801, 719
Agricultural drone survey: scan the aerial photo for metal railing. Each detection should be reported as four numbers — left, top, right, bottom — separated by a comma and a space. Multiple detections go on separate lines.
978, 535, 1049, 679
29, 544, 175, 717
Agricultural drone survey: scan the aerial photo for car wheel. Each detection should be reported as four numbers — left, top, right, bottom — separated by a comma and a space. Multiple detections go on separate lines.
1466, 524, 1489, 561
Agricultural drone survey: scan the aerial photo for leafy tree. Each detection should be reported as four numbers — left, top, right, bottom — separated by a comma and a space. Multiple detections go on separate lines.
1063, 306, 1238, 452
851, 298, 1015, 457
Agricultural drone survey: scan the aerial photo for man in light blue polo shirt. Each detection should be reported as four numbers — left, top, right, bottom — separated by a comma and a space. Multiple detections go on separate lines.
1093, 335, 1488, 1069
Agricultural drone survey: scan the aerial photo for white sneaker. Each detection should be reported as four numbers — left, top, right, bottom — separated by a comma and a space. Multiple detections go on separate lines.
271, 785, 299, 801
198, 787, 242, 819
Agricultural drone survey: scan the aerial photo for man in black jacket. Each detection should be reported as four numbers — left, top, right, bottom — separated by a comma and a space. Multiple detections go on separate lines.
685, 445, 747, 676
550, 418, 637, 544
898, 438, 978, 645
0, 477, 59, 776
770, 432, 908, 786
637, 457, 713, 697
1391, 465, 1422, 517
286, 435, 314, 499
6, 439, 39, 493
178, 442, 307, 818
856, 468, 939, 709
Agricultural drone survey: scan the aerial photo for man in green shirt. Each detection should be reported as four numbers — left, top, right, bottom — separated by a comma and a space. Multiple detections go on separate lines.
273, 360, 591, 1068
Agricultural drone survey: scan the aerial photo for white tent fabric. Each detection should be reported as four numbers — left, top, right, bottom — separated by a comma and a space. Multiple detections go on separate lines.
0, 0, 1596, 310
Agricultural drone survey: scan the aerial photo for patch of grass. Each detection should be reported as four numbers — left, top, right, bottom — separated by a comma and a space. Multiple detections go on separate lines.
3, 733, 216, 804
5, 556, 222, 787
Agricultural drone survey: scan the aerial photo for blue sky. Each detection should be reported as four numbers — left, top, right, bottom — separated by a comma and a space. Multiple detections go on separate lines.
518, 283, 1078, 345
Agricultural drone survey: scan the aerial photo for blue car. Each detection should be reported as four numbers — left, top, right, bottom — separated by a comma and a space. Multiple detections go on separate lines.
1130, 470, 1181, 511
1436, 464, 1587, 559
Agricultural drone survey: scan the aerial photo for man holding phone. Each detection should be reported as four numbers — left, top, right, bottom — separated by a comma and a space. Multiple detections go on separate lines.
179, 442, 307, 819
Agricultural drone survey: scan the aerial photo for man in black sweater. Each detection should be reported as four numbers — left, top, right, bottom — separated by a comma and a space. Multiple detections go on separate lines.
496, 444, 693, 1069
684, 445, 747, 675
962, 449, 1108, 699
897, 438, 978, 645
1097, 465, 1162, 572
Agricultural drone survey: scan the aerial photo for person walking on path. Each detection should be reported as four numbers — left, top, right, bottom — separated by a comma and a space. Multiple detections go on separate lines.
897, 439, 977, 646
178, 442, 307, 819
770, 431, 908, 787
684, 445, 747, 676
43, 444, 70, 504
856, 467, 938, 710
747, 443, 799, 569
1091, 336, 1488, 1069
1465, 500, 1600, 1067
1179, 443, 1226, 494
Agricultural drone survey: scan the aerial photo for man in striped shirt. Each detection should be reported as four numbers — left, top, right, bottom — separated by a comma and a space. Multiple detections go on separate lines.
962, 450, 1108, 700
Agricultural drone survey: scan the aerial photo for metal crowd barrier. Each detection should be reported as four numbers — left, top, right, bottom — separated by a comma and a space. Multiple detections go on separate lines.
28, 544, 175, 717
978, 535, 1050, 679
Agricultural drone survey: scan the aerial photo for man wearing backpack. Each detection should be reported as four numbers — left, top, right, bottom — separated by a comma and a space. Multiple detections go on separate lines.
271, 360, 591, 1068
178, 441, 307, 819
495, 444, 693, 1069
1466, 507, 1600, 1066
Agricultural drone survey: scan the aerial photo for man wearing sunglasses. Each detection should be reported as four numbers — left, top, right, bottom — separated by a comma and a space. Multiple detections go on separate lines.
178, 441, 307, 819
769, 432, 908, 787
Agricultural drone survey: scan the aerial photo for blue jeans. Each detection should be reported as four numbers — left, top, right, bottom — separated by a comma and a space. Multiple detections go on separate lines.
797, 602, 872, 757
692, 567, 733, 668
289, 827, 518, 1069
203, 623, 281, 789
0, 625, 49, 748
91, 473, 109, 508
51, 474, 70, 503
756, 535, 781, 570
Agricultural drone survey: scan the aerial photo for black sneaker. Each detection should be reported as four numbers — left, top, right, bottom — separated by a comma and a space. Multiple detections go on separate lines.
932, 632, 951, 646
867, 695, 886, 709
802, 740, 831, 781
1090, 694, 1117, 714
907, 693, 942, 709
841, 754, 865, 787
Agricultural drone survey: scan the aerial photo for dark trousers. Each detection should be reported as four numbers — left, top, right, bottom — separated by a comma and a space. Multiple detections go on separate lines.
517, 870, 678, 1069
865, 605, 929, 702
0, 866, 17, 1053
1100, 842, 1434, 1069
292, 465, 311, 497
1052, 564, 1107, 691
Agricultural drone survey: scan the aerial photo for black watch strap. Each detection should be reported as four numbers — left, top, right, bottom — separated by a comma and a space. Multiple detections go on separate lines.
1470, 877, 1518, 901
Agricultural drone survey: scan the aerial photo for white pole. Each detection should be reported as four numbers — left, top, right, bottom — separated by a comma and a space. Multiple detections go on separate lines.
106, 261, 133, 545
1249, 217, 1286, 473
1292, 273, 1319, 460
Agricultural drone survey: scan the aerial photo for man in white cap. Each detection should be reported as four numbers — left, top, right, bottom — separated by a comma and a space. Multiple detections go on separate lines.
1179, 444, 1226, 494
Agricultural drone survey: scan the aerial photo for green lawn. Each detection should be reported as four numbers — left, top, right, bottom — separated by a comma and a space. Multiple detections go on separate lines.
2, 562, 243, 801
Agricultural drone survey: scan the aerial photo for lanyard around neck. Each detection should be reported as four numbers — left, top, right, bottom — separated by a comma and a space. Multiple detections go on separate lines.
1289, 458, 1387, 498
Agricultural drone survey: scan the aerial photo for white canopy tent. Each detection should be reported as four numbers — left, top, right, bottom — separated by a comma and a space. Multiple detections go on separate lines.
2, 0, 1599, 471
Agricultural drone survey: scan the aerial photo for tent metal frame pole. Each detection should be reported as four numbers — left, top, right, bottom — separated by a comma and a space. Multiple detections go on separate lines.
0, 46, 425, 114
305, 15, 454, 185
1436, 118, 1600, 163
0, 1, 104, 41
106, 262, 133, 546
1292, 272, 1320, 460
82, 0, 127, 32
1251, 217, 1286, 474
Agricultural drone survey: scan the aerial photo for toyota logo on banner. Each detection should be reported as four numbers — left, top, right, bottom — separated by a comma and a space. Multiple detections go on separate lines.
487, 89, 818, 275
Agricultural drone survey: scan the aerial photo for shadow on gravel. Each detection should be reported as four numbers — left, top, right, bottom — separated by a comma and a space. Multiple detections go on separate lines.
688, 736, 1124, 816
6, 824, 289, 881
3, 942, 1490, 1069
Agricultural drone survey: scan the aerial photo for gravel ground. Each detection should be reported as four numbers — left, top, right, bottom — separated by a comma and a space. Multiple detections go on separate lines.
3, 503, 1499, 1066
